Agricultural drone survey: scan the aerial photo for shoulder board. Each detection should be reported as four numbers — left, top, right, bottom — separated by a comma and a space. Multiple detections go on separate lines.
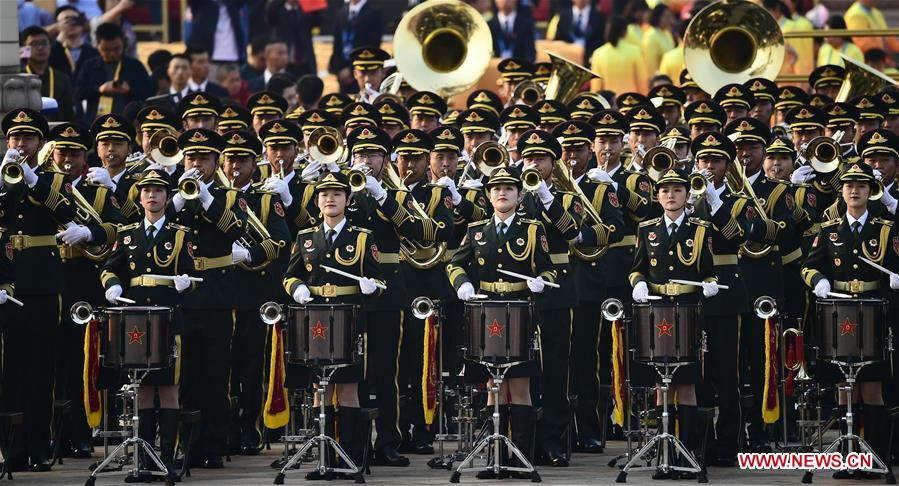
297, 226, 319, 236
45, 167, 68, 176
873, 217, 894, 227
622, 168, 642, 176
639, 217, 662, 228
467, 220, 489, 228
251, 181, 266, 190
688, 217, 710, 227
349, 226, 373, 234
165, 222, 191, 232
519, 218, 540, 225
821, 219, 841, 228
791, 182, 811, 189
768, 178, 789, 187
117, 222, 140, 232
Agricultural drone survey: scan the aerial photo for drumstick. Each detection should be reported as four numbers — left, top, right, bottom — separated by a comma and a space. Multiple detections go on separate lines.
115, 296, 137, 304
4, 295, 23, 307
646, 295, 662, 300
321, 265, 388, 290
472, 294, 489, 300
669, 278, 730, 290
496, 269, 562, 288
858, 256, 895, 277
143, 274, 205, 283
827, 291, 853, 299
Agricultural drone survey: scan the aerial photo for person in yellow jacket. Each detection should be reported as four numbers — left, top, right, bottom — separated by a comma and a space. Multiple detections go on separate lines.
642, 4, 676, 76
845, 0, 899, 54
590, 16, 649, 95
658, 23, 687, 83
817, 15, 866, 67
764, 0, 815, 77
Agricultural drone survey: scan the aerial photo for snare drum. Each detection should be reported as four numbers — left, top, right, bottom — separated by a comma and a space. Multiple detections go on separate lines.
465, 300, 534, 364
631, 301, 702, 365
285, 304, 357, 365
101, 306, 174, 369
815, 298, 888, 364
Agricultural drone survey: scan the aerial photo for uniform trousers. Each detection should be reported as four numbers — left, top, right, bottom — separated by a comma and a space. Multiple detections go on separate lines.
571, 301, 605, 440
700, 314, 742, 461
365, 310, 403, 451
230, 309, 267, 446
536, 308, 573, 451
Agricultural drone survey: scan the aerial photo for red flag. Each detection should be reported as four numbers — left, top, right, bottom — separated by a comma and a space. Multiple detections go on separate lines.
762, 317, 780, 424
611, 320, 626, 426
83, 318, 102, 428
422, 314, 438, 425
264, 321, 289, 429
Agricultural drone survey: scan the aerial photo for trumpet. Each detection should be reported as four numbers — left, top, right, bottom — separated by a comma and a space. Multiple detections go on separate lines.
599, 149, 613, 171
308, 127, 346, 165
411, 296, 437, 319
800, 135, 841, 174
754, 295, 778, 319
348, 166, 368, 192
509, 80, 543, 106
601, 298, 625, 321
471, 141, 510, 179
644, 146, 678, 182
259, 301, 284, 325
71, 301, 95, 325
1, 152, 29, 185
522, 167, 543, 191
689, 171, 709, 196
179, 170, 203, 199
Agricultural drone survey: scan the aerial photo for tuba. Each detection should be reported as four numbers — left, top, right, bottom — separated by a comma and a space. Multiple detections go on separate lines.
836, 55, 899, 103
683, 0, 785, 96
392, 0, 493, 98
802, 136, 841, 174
544, 52, 602, 104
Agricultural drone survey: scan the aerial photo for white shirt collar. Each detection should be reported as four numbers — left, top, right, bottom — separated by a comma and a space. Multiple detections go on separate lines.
143, 216, 166, 233
263, 68, 284, 84
188, 78, 208, 92
112, 170, 125, 183
746, 170, 762, 185
607, 163, 622, 177
348, 0, 366, 16
282, 169, 296, 184
497, 11, 516, 27
574, 174, 584, 185
72, 175, 82, 187
170, 85, 189, 98
846, 210, 869, 228
323, 218, 347, 236
494, 212, 516, 230
663, 212, 686, 231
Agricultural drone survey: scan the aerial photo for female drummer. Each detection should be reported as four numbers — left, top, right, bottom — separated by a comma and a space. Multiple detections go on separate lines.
629, 168, 719, 480
803, 156, 899, 479
100, 168, 196, 482
446, 166, 556, 480
282, 171, 385, 480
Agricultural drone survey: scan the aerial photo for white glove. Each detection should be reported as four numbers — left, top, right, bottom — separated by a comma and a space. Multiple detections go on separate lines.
2, 148, 20, 165
790, 165, 815, 184
87, 167, 116, 190
56, 224, 92, 245
198, 179, 213, 207
457, 282, 476, 301
231, 242, 250, 264
705, 181, 722, 208
0, 290, 7, 305
173, 274, 191, 292
262, 177, 293, 207
359, 277, 378, 295
324, 161, 341, 173
438, 176, 462, 205
527, 277, 546, 293
365, 175, 387, 203
293, 284, 312, 304
535, 179, 554, 205
105, 285, 123, 304
873, 169, 883, 181
632, 281, 649, 303
587, 168, 613, 184
701, 281, 720, 298
20, 160, 37, 188
461, 178, 483, 190
890, 273, 899, 290
300, 160, 322, 182
880, 187, 898, 215
813, 279, 831, 299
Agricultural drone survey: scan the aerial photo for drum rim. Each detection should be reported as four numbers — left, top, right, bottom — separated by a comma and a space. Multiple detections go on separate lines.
816, 298, 888, 304
105, 306, 173, 312
465, 300, 533, 306
287, 303, 357, 310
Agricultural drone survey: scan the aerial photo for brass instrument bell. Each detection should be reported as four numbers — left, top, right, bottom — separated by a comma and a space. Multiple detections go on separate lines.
836, 55, 899, 103
544, 52, 601, 105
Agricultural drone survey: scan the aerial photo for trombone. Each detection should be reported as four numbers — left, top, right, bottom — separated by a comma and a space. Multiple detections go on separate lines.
726, 156, 787, 257
554, 159, 612, 261
308, 127, 347, 165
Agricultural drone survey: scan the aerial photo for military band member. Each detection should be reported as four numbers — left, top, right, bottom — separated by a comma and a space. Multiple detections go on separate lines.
342, 102, 382, 132
221, 130, 291, 455
499, 105, 539, 164
459, 109, 500, 163
684, 99, 727, 140
100, 169, 195, 482
50, 122, 126, 459
218, 103, 253, 134
393, 129, 455, 453
679, 70, 708, 106
629, 168, 718, 479
516, 129, 581, 466
179, 92, 222, 132
345, 125, 439, 466
320, 93, 353, 117
660, 126, 691, 167
714, 83, 755, 125
375, 99, 410, 139
809, 65, 845, 101
497, 57, 534, 101
553, 120, 624, 453
567, 94, 604, 123
248, 91, 288, 135
535, 100, 569, 133
745, 77, 778, 126
406, 91, 446, 133
283, 171, 385, 480
467, 90, 504, 120
624, 105, 665, 171
774, 86, 809, 129
447, 166, 556, 479
85, 114, 143, 222
258, 119, 313, 236
802, 162, 899, 479
171, 128, 248, 468
0, 109, 75, 471
851, 94, 887, 147
823, 102, 860, 162
647, 84, 685, 130
724, 117, 793, 452
616, 93, 650, 116
132, 106, 184, 183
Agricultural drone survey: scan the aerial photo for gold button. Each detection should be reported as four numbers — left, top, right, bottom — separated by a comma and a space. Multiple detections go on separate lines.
668, 251, 673, 256
146, 268, 152, 272
669, 266, 674, 270
497, 264, 503, 268
853, 250, 858, 254
146, 252, 152, 257
498, 249, 503, 254
853, 264, 858, 269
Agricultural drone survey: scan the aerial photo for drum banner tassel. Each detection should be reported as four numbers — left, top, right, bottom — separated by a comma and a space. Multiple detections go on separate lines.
264, 321, 289, 429
611, 319, 626, 427
422, 314, 438, 425
83, 317, 102, 428
762, 316, 780, 424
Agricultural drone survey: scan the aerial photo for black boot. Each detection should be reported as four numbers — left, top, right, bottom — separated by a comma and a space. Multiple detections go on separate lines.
676, 405, 702, 480
306, 406, 336, 481
509, 405, 536, 480
158, 409, 180, 482
477, 405, 510, 479
125, 410, 156, 483
337, 407, 364, 478
863, 405, 889, 480
653, 405, 676, 480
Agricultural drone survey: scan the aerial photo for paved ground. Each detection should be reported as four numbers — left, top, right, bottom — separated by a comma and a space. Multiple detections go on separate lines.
5, 439, 881, 486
